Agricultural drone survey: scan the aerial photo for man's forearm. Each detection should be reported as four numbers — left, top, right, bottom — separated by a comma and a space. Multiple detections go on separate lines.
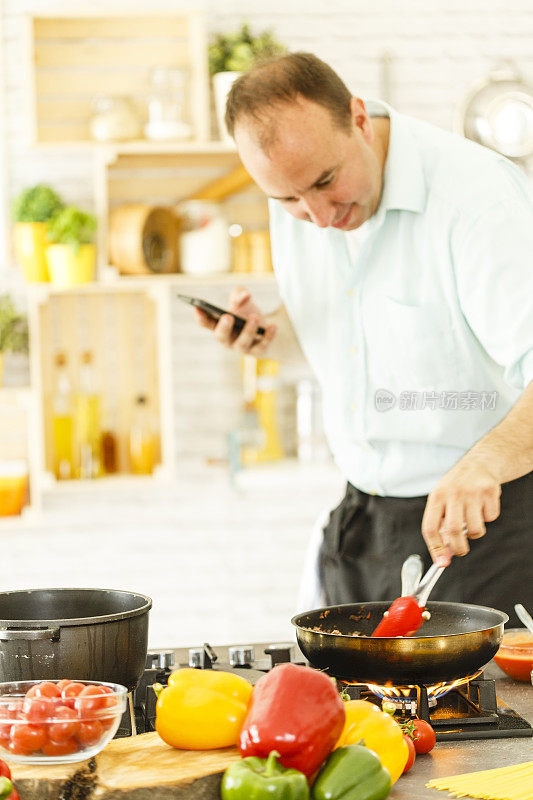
463, 380, 533, 483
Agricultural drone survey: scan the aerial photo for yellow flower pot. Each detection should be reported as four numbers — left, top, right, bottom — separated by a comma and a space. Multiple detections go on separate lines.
12, 222, 50, 282
46, 243, 96, 287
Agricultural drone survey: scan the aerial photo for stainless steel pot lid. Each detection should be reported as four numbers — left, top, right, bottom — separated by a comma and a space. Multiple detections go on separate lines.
458, 61, 533, 160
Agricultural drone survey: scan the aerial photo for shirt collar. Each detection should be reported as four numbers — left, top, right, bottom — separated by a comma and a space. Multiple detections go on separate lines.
366, 99, 427, 218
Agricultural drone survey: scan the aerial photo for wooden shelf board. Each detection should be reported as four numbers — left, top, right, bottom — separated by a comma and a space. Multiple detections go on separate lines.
32, 140, 237, 156
0, 386, 32, 399
25, 272, 275, 297
41, 472, 173, 493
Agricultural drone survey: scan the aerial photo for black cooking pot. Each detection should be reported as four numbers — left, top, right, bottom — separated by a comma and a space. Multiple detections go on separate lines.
0, 588, 152, 691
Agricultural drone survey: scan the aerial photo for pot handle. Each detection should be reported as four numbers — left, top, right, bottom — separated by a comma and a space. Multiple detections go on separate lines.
0, 628, 60, 641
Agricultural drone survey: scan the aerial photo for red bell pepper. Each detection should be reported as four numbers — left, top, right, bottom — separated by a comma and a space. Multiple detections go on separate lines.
372, 596, 424, 637
239, 662, 345, 777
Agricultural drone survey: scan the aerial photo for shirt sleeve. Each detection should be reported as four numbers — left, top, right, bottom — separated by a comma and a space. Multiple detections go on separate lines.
453, 170, 533, 391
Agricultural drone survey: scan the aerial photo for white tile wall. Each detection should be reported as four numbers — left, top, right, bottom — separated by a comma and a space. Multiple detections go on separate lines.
0, 462, 345, 648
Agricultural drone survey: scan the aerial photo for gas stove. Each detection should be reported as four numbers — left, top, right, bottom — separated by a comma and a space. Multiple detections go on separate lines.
117, 641, 532, 742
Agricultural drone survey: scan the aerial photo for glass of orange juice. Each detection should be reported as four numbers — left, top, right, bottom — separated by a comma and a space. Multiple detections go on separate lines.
0, 460, 28, 516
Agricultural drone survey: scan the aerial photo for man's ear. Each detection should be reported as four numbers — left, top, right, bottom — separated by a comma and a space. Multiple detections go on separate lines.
350, 96, 373, 142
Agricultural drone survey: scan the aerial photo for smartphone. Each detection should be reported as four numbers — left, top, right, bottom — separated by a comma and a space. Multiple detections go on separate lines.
177, 294, 266, 337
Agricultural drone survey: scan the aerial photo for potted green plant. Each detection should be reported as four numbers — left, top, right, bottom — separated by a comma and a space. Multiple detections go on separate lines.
208, 23, 285, 140
0, 295, 29, 387
45, 206, 97, 287
11, 185, 64, 282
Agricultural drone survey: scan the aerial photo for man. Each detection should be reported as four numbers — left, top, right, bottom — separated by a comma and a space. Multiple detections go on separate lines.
195, 53, 533, 624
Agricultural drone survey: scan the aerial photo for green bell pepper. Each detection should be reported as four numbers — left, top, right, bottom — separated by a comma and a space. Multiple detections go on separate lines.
0, 777, 13, 800
221, 750, 310, 800
312, 744, 391, 800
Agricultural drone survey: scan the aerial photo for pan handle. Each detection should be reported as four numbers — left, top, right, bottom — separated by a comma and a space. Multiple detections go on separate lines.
0, 628, 60, 641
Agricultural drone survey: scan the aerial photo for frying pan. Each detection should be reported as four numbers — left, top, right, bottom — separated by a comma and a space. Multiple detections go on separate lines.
292, 601, 508, 684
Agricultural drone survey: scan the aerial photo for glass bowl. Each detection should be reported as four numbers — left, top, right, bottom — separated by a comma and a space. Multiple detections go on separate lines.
0, 679, 127, 764
493, 628, 533, 681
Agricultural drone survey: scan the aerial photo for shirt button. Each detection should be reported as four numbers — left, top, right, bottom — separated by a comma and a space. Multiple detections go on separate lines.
350, 403, 357, 412
348, 289, 355, 297
349, 346, 358, 355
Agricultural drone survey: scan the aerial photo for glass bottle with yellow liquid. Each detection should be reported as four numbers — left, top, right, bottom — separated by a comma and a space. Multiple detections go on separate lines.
52, 352, 74, 480
129, 395, 158, 475
74, 350, 102, 479
241, 358, 284, 465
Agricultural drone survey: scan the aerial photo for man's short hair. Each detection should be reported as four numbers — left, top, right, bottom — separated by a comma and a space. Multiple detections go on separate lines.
225, 52, 353, 144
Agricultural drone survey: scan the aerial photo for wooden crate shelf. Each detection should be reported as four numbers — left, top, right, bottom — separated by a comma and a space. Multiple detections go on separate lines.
27, 285, 175, 489
95, 148, 270, 277
27, 11, 210, 146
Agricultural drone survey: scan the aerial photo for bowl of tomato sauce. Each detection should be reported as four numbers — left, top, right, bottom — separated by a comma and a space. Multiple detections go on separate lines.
0, 679, 127, 764
493, 628, 533, 682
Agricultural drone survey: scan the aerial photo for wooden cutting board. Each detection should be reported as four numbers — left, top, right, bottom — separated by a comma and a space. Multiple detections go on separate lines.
9, 732, 241, 799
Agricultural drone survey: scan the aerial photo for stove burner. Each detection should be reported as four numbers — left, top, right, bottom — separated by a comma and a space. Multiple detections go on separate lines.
356, 672, 483, 717
115, 642, 532, 742
377, 691, 437, 716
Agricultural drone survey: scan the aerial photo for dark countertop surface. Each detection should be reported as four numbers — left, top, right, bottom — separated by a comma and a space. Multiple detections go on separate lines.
391, 661, 533, 799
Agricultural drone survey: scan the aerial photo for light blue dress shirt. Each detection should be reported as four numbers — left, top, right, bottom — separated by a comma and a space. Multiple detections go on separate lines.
269, 100, 533, 497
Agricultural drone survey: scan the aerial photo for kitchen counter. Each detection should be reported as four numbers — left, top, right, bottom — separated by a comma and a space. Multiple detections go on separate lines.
391, 662, 533, 799
8, 658, 531, 799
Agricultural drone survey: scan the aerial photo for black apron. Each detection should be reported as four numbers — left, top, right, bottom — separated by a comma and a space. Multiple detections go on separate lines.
319, 471, 533, 627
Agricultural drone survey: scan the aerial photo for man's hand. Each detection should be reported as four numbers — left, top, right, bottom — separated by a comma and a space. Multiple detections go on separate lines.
421, 458, 501, 566
194, 286, 277, 356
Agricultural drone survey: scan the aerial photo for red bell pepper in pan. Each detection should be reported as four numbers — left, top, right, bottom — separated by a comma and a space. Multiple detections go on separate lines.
371, 596, 424, 637
239, 662, 345, 778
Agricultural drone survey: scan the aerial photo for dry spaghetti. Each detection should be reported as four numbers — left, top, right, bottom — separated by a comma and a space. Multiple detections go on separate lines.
427, 761, 533, 800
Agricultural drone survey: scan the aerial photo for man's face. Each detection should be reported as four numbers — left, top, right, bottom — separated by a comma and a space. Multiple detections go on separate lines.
234, 96, 386, 231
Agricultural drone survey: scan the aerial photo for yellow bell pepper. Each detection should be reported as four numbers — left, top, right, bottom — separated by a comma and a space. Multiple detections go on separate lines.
335, 700, 408, 784
155, 668, 253, 750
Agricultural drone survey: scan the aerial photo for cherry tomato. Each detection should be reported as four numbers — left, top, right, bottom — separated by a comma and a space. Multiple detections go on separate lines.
411, 720, 436, 754
402, 734, 416, 773
22, 696, 55, 723
0, 709, 11, 739
76, 720, 102, 746
61, 682, 85, 709
25, 682, 61, 700
48, 707, 80, 743
8, 789, 21, 800
75, 686, 108, 717
42, 737, 79, 757
56, 679, 72, 692
10, 723, 48, 753
0, 759, 11, 779
99, 714, 117, 731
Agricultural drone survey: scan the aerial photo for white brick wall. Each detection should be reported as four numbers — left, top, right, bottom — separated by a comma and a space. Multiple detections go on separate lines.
3, 0, 533, 210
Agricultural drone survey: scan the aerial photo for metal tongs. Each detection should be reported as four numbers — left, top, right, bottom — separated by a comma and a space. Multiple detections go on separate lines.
401, 554, 445, 606
413, 562, 445, 607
